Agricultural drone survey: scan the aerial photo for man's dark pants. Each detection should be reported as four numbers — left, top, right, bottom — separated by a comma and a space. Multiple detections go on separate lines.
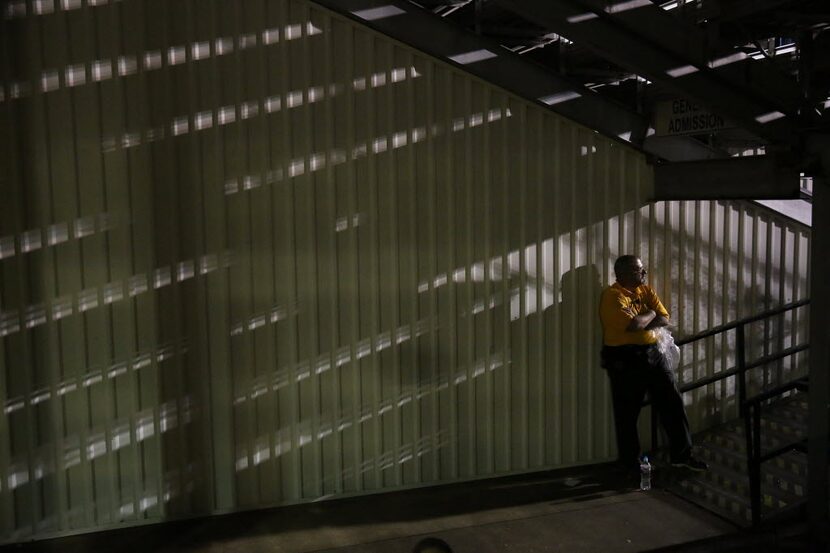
602, 344, 692, 468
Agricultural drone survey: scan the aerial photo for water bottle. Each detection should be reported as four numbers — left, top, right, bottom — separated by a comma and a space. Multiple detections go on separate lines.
639, 456, 652, 491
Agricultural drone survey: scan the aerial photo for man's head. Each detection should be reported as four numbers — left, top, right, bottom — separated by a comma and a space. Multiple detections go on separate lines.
614, 255, 647, 289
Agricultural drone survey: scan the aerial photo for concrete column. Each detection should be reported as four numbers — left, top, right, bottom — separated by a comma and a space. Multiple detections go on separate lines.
809, 133, 830, 547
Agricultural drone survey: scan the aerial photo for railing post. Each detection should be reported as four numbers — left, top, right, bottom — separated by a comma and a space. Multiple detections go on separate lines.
739, 322, 762, 526
737, 325, 746, 417
751, 403, 763, 526
743, 402, 755, 523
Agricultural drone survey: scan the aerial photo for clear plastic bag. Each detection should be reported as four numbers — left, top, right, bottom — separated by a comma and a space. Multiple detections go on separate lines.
653, 327, 680, 371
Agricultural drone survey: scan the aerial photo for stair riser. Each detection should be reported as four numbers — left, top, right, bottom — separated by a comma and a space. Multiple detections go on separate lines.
662, 392, 809, 526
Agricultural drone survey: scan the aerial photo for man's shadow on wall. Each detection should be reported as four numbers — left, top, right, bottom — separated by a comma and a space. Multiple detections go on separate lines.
548, 263, 608, 464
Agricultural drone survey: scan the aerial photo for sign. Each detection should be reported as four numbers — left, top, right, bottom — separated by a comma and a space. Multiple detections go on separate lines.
653, 99, 731, 137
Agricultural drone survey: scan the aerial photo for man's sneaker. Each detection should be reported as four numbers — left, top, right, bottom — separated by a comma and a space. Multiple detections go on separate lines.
670, 456, 708, 472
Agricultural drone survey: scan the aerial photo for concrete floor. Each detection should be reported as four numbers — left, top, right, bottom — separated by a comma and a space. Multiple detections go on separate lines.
2, 463, 738, 553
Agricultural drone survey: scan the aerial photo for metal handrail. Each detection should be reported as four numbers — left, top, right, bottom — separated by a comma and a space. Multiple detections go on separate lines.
647, 298, 810, 527
647, 298, 809, 405
676, 344, 810, 395
743, 376, 808, 407
655, 299, 809, 401
674, 298, 810, 347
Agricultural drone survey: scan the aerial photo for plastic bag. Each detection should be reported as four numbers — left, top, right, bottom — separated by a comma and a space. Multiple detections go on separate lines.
653, 327, 680, 371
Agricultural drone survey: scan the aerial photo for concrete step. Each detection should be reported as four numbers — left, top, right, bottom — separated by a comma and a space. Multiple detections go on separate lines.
671, 472, 752, 524
655, 391, 809, 527
698, 431, 807, 474
695, 442, 807, 494
656, 455, 804, 521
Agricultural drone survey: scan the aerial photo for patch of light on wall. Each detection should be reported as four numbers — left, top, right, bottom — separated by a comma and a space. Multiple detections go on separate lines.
0, 253, 231, 337
351, 5, 406, 21
335, 213, 362, 232
2, 342, 187, 417
416, 268, 467, 292
224, 106, 508, 198
0, 212, 114, 260
4, 401, 191, 490
117, 55, 138, 76
32, 0, 53, 14
103, 67, 420, 152
448, 49, 498, 65
235, 419, 447, 473
453, 354, 509, 384
65, 64, 86, 86
232, 319, 432, 408
2, 24, 323, 101
6, 464, 29, 490
229, 302, 295, 336
417, 234, 564, 319
139, 494, 158, 513
471, 295, 501, 315
8, 0, 91, 18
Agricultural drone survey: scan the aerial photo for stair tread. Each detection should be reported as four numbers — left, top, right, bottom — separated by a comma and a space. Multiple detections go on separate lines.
665, 474, 752, 524
665, 471, 805, 527
702, 427, 807, 458
652, 389, 809, 526
654, 452, 806, 505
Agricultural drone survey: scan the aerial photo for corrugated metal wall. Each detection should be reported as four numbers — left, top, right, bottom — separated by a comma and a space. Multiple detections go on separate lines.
0, 0, 810, 542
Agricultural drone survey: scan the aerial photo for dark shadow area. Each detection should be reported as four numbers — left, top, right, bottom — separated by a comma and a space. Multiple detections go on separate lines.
641, 521, 811, 552
0, 461, 648, 553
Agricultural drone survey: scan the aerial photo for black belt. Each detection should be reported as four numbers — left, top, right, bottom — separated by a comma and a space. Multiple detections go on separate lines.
600, 344, 656, 369
602, 344, 655, 352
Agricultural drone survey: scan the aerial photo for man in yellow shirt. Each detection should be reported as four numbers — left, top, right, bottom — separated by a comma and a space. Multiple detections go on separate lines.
599, 255, 706, 474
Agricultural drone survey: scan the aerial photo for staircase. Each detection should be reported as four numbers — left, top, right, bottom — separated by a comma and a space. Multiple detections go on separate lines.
655, 391, 808, 527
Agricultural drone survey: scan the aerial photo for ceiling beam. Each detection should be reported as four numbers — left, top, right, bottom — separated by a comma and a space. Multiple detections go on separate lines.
495, 0, 806, 145
653, 155, 800, 199
697, 0, 815, 24
313, 0, 655, 144
313, 0, 734, 162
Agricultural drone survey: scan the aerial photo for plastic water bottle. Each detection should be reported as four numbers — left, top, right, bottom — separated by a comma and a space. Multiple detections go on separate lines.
640, 456, 652, 491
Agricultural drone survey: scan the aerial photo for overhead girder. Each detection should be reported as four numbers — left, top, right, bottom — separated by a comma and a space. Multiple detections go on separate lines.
495, 0, 809, 146
314, 0, 651, 144
653, 155, 800, 200
313, 0, 751, 164
695, 0, 815, 24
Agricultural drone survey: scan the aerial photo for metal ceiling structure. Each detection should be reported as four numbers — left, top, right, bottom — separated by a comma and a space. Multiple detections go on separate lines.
434, 0, 830, 190
323, 0, 830, 198
427, 0, 828, 139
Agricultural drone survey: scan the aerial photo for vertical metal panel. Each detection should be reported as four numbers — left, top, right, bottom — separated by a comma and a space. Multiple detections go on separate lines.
0, 0, 813, 543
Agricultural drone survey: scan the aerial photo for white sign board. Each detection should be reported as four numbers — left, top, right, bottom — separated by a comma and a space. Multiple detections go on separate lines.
653, 99, 731, 136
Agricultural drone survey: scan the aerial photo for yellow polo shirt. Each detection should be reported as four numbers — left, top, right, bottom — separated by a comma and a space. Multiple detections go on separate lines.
599, 282, 670, 346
